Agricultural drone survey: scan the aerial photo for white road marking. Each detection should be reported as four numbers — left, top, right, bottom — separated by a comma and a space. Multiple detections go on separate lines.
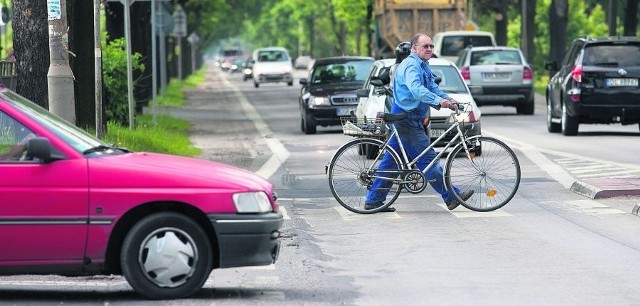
219, 74, 290, 180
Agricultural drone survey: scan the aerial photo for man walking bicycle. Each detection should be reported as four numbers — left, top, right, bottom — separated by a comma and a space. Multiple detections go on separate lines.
364, 33, 474, 212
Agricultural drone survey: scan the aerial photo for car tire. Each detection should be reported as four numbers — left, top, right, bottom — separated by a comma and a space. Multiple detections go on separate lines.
561, 103, 579, 136
287, 81, 293, 86
547, 96, 561, 133
303, 112, 317, 134
516, 97, 534, 115
121, 212, 213, 300
254, 81, 259, 88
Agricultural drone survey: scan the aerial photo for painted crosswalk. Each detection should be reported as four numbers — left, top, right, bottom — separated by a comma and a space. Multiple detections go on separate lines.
552, 157, 640, 179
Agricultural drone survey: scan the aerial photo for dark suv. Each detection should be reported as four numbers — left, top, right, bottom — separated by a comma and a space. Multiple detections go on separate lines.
545, 37, 640, 135
298, 56, 374, 134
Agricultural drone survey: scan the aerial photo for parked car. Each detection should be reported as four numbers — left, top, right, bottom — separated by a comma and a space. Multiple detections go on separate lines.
298, 56, 375, 134
456, 46, 535, 115
545, 36, 640, 135
251, 47, 294, 87
355, 57, 482, 148
432, 31, 497, 63
0, 87, 284, 300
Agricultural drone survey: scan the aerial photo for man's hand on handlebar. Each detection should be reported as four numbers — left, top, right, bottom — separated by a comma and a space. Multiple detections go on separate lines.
439, 99, 458, 111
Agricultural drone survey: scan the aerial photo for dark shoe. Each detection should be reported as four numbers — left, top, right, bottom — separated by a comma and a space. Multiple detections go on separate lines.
446, 190, 474, 211
364, 203, 396, 212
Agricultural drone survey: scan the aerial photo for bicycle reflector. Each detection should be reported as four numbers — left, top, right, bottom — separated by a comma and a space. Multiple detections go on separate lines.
487, 189, 497, 197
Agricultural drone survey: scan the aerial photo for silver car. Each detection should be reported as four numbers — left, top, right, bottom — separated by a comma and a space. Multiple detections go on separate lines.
456, 46, 535, 115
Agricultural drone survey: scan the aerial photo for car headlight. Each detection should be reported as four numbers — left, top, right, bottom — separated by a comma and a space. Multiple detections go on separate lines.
309, 96, 331, 106
233, 192, 272, 213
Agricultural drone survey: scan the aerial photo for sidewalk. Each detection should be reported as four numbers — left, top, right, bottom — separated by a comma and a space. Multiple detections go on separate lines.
147, 64, 272, 173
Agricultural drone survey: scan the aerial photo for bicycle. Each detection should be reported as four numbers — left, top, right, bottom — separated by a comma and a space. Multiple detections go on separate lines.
327, 103, 521, 214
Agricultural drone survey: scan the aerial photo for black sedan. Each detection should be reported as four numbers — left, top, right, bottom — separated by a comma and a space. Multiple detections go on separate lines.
298, 56, 374, 134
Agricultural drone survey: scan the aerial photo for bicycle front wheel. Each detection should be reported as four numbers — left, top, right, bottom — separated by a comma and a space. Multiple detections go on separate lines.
328, 138, 403, 214
444, 136, 521, 212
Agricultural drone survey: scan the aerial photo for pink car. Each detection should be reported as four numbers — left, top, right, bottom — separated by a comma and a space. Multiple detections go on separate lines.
0, 88, 283, 299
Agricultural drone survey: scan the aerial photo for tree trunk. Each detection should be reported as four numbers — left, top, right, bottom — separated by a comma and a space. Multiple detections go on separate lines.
495, 0, 508, 46
623, 0, 639, 36
68, 0, 96, 129
549, 0, 568, 77
366, 2, 373, 57
521, 0, 536, 64
12, 0, 49, 108
608, 0, 618, 36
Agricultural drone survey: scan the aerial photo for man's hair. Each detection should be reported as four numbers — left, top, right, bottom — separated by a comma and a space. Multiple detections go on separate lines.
410, 33, 427, 47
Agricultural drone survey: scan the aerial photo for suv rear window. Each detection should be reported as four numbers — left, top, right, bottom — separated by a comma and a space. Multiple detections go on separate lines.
583, 44, 640, 66
441, 36, 495, 56
470, 50, 522, 65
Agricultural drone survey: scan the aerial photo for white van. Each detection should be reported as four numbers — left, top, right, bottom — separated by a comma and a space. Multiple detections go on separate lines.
432, 31, 497, 63
251, 47, 294, 88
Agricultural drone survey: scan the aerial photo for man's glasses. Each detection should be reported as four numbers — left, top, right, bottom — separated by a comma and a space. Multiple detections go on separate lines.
419, 44, 435, 49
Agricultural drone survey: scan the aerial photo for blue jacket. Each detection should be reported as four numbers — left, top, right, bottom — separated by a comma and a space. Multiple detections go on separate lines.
391, 53, 451, 118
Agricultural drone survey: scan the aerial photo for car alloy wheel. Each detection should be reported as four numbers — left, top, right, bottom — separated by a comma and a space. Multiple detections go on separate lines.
121, 212, 213, 299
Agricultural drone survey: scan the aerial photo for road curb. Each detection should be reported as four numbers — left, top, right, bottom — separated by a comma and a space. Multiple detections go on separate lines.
570, 177, 640, 199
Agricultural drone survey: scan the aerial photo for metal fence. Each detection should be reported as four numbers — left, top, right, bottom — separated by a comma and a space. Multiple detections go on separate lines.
0, 61, 17, 90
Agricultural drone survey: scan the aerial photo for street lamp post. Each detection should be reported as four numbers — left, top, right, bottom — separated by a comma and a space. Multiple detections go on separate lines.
172, 5, 187, 80
187, 32, 200, 73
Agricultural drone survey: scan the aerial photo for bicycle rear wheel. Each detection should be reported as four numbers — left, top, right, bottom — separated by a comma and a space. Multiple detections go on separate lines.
328, 138, 403, 214
444, 136, 521, 212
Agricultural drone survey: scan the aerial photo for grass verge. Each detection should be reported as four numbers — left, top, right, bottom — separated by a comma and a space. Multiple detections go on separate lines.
102, 66, 206, 156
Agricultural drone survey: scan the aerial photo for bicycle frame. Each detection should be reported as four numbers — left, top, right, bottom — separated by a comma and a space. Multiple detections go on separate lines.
366, 112, 478, 184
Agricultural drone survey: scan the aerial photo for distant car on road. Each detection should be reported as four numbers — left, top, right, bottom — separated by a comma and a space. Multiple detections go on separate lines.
0, 87, 283, 299
432, 30, 497, 63
251, 47, 294, 88
456, 46, 535, 115
298, 56, 374, 134
545, 36, 640, 135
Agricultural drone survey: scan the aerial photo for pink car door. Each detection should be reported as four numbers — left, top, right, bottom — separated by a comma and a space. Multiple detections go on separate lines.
0, 113, 89, 264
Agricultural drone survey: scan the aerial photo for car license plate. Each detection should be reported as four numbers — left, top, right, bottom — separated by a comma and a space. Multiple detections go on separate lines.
606, 78, 638, 87
336, 107, 355, 116
429, 129, 445, 138
483, 72, 510, 80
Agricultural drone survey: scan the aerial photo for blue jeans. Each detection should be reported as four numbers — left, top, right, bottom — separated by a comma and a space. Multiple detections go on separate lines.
365, 110, 459, 205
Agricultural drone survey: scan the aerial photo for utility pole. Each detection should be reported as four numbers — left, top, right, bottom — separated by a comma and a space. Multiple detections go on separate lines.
94, 0, 104, 138
46, 0, 76, 124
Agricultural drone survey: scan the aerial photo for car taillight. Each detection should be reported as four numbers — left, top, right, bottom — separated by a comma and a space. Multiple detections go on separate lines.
523, 66, 533, 80
570, 65, 583, 83
460, 66, 470, 81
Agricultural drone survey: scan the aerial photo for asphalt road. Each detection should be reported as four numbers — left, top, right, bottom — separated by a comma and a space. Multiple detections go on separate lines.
3, 62, 640, 305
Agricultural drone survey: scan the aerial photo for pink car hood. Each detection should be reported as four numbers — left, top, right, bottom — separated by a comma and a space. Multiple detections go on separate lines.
88, 152, 273, 192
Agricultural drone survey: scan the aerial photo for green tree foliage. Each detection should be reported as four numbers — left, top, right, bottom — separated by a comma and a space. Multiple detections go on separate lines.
102, 37, 145, 126
242, 0, 370, 58
504, 0, 607, 79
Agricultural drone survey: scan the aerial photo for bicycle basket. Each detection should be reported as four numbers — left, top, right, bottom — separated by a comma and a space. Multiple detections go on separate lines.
341, 116, 387, 138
